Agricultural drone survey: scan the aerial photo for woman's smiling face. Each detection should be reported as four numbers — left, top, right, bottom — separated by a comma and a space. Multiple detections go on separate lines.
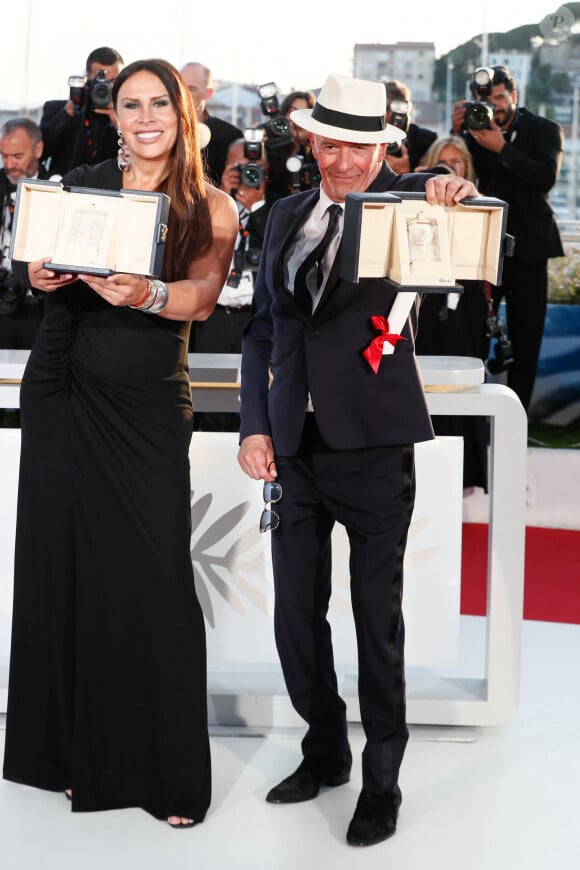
115, 70, 178, 163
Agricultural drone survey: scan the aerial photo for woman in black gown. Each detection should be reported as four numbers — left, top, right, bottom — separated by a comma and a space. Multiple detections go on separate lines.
2, 59, 238, 827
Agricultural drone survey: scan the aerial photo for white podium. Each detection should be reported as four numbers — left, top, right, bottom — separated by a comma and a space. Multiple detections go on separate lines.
0, 352, 527, 727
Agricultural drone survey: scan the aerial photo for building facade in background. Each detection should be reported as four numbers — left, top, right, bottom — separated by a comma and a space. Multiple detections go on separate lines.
353, 42, 435, 102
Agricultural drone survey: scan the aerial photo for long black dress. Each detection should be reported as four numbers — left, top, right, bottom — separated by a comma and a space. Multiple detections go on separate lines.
2, 160, 211, 821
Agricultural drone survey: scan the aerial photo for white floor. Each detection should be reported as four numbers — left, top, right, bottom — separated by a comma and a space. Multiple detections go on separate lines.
1, 618, 579, 870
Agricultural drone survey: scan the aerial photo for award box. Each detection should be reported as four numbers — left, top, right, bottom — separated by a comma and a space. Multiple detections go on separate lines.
341, 191, 514, 289
9, 178, 170, 278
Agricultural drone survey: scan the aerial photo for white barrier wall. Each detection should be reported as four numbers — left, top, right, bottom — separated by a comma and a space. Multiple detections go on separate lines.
0, 430, 464, 713
0, 354, 528, 726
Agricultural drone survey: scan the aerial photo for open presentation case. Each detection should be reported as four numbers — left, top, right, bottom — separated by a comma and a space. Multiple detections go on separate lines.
9, 178, 170, 278
340, 191, 514, 290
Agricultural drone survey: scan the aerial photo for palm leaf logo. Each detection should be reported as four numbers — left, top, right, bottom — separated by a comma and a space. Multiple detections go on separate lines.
190, 490, 272, 627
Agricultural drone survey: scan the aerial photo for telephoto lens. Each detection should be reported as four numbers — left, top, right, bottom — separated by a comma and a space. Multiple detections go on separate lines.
88, 71, 112, 110
463, 100, 494, 131
237, 163, 265, 188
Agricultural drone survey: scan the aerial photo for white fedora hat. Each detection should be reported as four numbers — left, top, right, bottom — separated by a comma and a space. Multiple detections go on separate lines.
291, 73, 406, 145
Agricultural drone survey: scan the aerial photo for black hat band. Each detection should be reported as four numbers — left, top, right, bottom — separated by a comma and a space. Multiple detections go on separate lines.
311, 102, 387, 133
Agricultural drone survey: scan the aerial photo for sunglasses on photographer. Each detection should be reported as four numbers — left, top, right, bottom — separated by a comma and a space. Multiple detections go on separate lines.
260, 481, 282, 533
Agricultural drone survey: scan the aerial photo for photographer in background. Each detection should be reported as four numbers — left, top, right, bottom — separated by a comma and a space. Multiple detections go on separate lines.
254, 84, 320, 201
0, 118, 48, 349
384, 80, 437, 173
180, 62, 242, 185
281, 90, 317, 156
190, 134, 271, 430
40, 46, 124, 178
451, 65, 564, 411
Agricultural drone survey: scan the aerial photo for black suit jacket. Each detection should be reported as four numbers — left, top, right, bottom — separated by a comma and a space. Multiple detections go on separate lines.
40, 100, 118, 178
406, 123, 437, 171
203, 113, 243, 185
239, 163, 435, 454
464, 107, 564, 263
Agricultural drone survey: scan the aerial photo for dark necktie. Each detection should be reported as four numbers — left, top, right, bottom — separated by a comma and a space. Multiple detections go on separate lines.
293, 203, 341, 315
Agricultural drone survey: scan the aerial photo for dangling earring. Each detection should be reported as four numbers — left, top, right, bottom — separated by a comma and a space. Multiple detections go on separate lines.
117, 128, 130, 171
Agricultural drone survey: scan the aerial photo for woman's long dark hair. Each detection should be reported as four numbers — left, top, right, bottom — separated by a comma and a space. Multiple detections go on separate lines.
112, 58, 213, 282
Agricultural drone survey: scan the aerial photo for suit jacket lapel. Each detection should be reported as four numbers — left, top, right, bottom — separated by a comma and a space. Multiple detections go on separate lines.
312, 239, 344, 318
274, 190, 320, 308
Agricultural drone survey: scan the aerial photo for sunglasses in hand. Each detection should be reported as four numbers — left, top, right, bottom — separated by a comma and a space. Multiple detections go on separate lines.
260, 481, 282, 533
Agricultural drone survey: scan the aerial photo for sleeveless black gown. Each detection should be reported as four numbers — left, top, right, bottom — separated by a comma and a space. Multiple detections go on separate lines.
2, 160, 211, 821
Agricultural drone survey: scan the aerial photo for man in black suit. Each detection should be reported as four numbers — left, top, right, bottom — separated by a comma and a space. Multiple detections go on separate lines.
0, 118, 48, 349
237, 73, 478, 848
180, 62, 242, 185
452, 65, 564, 410
384, 79, 437, 173
40, 46, 124, 178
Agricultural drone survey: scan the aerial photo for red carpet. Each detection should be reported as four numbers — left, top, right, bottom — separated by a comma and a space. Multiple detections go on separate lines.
461, 523, 580, 624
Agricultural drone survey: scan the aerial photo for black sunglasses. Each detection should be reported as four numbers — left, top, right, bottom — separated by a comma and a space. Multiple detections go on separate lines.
260, 481, 282, 533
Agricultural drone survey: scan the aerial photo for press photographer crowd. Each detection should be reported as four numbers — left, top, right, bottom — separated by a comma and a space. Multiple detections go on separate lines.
0, 50, 564, 440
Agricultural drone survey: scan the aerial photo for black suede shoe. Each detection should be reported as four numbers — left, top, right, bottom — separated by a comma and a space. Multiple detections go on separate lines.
266, 755, 352, 804
346, 786, 402, 847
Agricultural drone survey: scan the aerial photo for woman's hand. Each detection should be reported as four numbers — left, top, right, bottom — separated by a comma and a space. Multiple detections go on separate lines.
28, 258, 76, 292
77, 272, 150, 308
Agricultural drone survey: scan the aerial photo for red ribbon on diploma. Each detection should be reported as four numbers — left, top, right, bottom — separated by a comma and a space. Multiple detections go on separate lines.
362, 315, 407, 374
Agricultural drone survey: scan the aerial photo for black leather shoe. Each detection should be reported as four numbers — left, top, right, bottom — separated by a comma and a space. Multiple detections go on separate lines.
346, 786, 402, 847
266, 755, 352, 804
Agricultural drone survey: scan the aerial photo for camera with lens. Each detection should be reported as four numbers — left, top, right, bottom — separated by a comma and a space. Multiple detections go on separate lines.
0, 267, 27, 317
257, 82, 293, 152
285, 155, 321, 192
88, 70, 113, 110
244, 247, 261, 268
386, 99, 411, 157
227, 216, 263, 283
485, 313, 514, 375
462, 100, 494, 131
462, 66, 495, 131
234, 162, 266, 188
232, 129, 267, 189
68, 70, 113, 113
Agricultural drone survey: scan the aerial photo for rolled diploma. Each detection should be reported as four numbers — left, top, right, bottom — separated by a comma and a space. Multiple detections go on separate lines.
382, 292, 417, 355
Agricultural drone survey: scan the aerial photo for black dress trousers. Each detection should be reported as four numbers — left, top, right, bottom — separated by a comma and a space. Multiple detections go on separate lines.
270, 415, 415, 794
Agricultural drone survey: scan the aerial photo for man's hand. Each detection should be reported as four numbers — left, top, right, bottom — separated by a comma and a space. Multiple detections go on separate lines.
235, 182, 266, 211
451, 100, 505, 155
238, 434, 276, 481
386, 143, 411, 175
220, 162, 243, 194
93, 106, 117, 122
424, 174, 478, 206
450, 100, 466, 135
468, 119, 506, 154
221, 160, 266, 209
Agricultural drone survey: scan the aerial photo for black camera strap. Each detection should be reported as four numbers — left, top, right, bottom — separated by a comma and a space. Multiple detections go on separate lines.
226, 210, 250, 288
